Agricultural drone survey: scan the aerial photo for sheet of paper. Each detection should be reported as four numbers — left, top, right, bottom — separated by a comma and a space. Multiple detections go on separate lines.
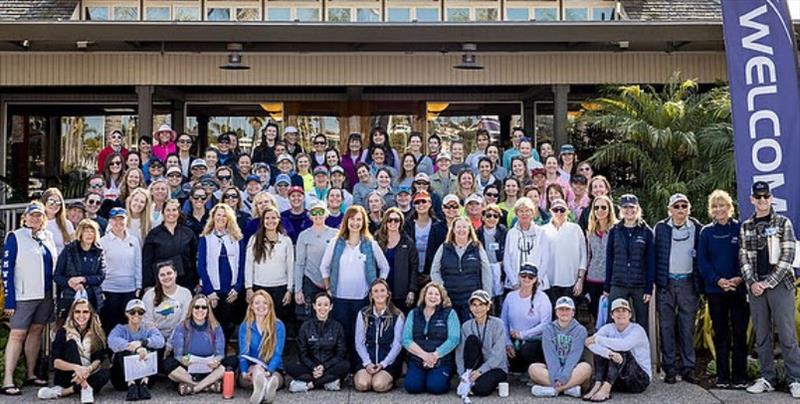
123, 352, 158, 382
187, 355, 214, 374
241, 354, 270, 370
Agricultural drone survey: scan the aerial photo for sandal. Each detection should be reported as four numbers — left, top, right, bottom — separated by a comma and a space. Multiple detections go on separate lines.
210, 380, 222, 393
590, 392, 612, 402
1, 385, 21, 396
178, 383, 195, 396
24, 378, 48, 387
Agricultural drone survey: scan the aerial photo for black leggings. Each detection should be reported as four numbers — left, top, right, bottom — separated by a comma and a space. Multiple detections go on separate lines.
100, 291, 136, 336
462, 335, 507, 397
211, 293, 243, 342
508, 339, 544, 373
285, 360, 349, 389
111, 350, 158, 391
593, 351, 649, 393
53, 344, 109, 393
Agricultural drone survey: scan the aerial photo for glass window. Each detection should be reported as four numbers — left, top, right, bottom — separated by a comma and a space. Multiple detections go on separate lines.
506, 8, 528, 21
175, 7, 200, 21
297, 8, 320, 21
236, 8, 260, 20
328, 8, 351, 22
475, 8, 497, 21
113, 6, 139, 20
416, 7, 438, 21
356, 8, 380, 22
387, 7, 410, 21
447, 8, 470, 21
86, 6, 109, 20
267, 8, 291, 20
564, 7, 588, 20
592, 7, 614, 20
533, 7, 556, 21
207, 8, 231, 20
145, 7, 170, 20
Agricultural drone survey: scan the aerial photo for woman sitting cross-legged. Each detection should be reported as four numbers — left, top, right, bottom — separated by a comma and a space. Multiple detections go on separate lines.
454, 290, 509, 400
353, 279, 406, 393
402, 282, 461, 395
584, 298, 651, 402
108, 299, 165, 401
36, 299, 109, 403
239, 290, 286, 404
286, 292, 349, 393
529, 296, 591, 398
163, 294, 237, 396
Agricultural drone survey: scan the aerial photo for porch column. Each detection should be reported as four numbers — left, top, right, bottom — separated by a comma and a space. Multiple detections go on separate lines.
136, 85, 154, 141
552, 84, 570, 148
522, 98, 536, 143
171, 99, 186, 135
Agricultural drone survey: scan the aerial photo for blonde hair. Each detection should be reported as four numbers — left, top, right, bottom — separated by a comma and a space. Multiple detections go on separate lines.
126, 188, 153, 241
244, 290, 279, 364
707, 189, 735, 220
251, 191, 277, 219
513, 197, 536, 214
201, 203, 243, 241
587, 195, 618, 234
74, 219, 100, 246
182, 294, 220, 330
445, 216, 480, 246
64, 299, 106, 354
482, 203, 502, 216
119, 168, 145, 202
416, 282, 452, 308
42, 187, 72, 243
335, 205, 373, 240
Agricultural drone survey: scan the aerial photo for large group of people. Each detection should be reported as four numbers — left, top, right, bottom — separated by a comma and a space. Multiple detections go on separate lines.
2, 123, 800, 403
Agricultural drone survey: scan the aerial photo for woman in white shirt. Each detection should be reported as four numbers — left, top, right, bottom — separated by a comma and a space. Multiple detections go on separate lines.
538, 198, 587, 309
245, 205, 294, 323
320, 205, 390, 370
125, 188, 152, 246
501, 264, 552, 374
141, 261, 193, 355
98, 207, 142, 336
42, 187, 74, 254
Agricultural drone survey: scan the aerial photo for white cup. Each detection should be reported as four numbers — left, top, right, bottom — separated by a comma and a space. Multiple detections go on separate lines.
498, 382, 509, 397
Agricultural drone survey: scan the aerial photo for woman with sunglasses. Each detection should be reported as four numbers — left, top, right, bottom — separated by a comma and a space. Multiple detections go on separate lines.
585, 195, 618, 324
239, 290, 286, 403
220, 185, 249, 231
142, 261, 193, 356
545, 183, 577, 223
320, 205, 391, 369
501, 263, 551, 373
97, 129, 129, 174
411, 173, 443, 218
294, 203, 338, 318
441, 194, 462, 228
86, 175, 106, 197
213, 166, 236, 199
341, 133, 368, 192
1, 202, 58, 396
538, 199, 587, 308
245, 205, 294, 323
198, 204, 245, 339
54, 219, 106, 321
83, 193, 107, 234
430, 216, 493, 323
403, 191, 447, 291
126, 188, 153, 246
101, 152, 124, 204
375, 208, 419, 312
481, 185, 507, 224
477, 203, 508, 307
142, 199, 198, 291
578, 175, 617, 232
144, 157, 165, 185
174, 133, 195, 177
36, 299, 109, 403
165, 294, 236, 396
42, 187, 74, 254
354, 279, 406, 393
108, 299, 165, 399
309, 134, 328, 169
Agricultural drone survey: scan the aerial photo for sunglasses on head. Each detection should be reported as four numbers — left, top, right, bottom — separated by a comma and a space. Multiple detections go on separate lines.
593, 205, 608, 211
552, 207, 567, 214
127, 309, 145, 316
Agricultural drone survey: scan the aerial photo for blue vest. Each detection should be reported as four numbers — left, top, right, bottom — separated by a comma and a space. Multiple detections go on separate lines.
362, 308, 399, 365
440, 243, 482, 306
411, 306, 453, 364
610, 224, 649, 289
329, 236, 377, 295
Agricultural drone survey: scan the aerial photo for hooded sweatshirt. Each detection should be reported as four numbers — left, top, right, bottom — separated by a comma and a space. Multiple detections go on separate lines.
542, 318, 587, 385
455, 316, 509, 375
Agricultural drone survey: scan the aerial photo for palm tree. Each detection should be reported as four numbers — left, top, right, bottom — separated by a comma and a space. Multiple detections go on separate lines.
579, 74, 734, 224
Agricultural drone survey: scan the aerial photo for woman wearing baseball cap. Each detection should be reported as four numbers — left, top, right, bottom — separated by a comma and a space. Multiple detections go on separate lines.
455, 290, 508, 399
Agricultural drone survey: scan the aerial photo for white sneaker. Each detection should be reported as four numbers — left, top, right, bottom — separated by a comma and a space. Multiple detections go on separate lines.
323, 379, 340, 391
37, 386, 63, 400
746, 378, 775, 394
790, 382, 800, 399
250, 373, 267, 404
288, 380, 309, 393
456, 380, 471, 397
80, 386, 94, 404
564, 385, 581, 398
263, 376, 279, 403
531, 385, 557, 397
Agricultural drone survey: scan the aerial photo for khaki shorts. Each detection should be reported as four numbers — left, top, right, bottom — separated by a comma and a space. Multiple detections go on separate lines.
9, 297, 54, 330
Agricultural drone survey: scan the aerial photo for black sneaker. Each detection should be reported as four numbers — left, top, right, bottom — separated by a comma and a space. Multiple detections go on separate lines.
137, 383, 151, 400
664, 373, 677, 384
682, 372, 697, 384
714, 379, 730, 389
732, 380, 749, 389
125, 384, 139, 401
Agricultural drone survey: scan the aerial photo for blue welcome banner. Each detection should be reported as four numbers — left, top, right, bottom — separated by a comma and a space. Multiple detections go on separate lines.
721, 0, 800, 224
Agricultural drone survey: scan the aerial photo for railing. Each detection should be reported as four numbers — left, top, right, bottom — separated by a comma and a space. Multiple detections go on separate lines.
0, 199, 81, 244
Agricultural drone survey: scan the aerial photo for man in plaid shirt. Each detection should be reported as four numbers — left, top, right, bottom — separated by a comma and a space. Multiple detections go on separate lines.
739, 181, 800, 397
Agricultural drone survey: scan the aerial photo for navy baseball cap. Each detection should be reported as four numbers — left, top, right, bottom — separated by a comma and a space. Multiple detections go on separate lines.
246, 174, 261, 184
620, 194, 639, 207
752, 181, 770, 196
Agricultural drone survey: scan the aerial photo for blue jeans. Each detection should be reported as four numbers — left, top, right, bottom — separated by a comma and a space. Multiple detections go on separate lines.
404, 359, 452, 395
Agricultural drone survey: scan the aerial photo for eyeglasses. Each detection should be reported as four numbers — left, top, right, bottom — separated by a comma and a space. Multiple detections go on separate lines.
223, 193, 240, 200
483, 213, 500, 219
73, 309, 91, 315
127, 310, 145, 316
484, 192, 499, 198
167, 173, 182, 179
193, 305, 208, 310
754, 194, 771, 200
672, 203, 688, 210
191, 194, 207, 200
86, 199, 101, 206
387, 217, 402, 224
218, 175, 232, 181
413, 199, 430, 205
552, 207, 567, 214
593, 205, 608, 211
178, 139, 192, 144
46, 198, 62, 206
310, 209, 326, 217
444, 204, 460, 210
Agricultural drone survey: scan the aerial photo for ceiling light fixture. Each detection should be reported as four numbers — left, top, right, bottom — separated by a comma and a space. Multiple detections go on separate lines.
453, 43, 484, 70
219, 43, 250, 70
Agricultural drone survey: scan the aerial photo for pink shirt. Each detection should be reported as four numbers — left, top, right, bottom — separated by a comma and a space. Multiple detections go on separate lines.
152, 142, 176, 161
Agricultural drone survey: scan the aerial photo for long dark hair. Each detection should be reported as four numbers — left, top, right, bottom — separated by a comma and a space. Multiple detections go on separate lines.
153, 261, 176, 306
368, 127, 395, 167
375, 207, 405, 249
359, 279, 402, 334
251, 205, 285, 263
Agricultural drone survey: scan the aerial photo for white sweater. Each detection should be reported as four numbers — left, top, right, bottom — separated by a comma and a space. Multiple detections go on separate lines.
538, 221, 587, 289
244, 234, 295, 290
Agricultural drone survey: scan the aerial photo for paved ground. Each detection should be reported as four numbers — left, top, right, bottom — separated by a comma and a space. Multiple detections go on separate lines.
4, 378, 800, 403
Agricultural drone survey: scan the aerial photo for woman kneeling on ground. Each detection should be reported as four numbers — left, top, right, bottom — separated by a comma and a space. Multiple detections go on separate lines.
164, 294, 236, 396
529, 296, 591, 398
239, 290, 286, 404
286, 292, 349, 393
455, 289, 509, 400
37, 299, 109, 403
354, 279, 406, 393
584, 298, 651, 401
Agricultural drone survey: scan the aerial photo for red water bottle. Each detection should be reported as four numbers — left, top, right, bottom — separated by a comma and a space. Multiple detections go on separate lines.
222, 367, 235, 399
